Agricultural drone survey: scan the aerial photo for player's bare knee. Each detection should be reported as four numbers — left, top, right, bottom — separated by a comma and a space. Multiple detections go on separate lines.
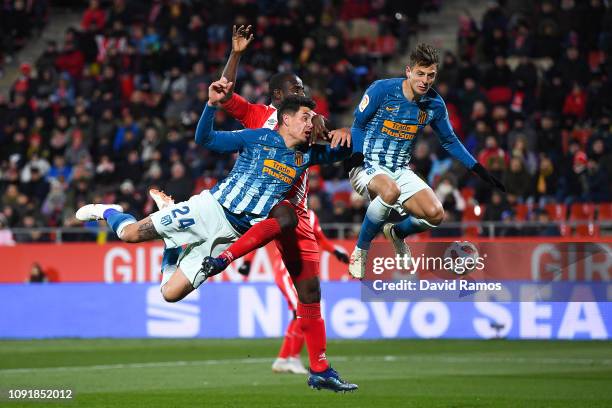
379, 184, 400, 205
298, 289, 320, 304
425, 204, 444, 226
161, 285, 181, 303
295, 278, 321, 304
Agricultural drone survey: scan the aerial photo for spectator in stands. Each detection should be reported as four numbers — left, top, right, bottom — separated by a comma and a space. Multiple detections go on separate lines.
21, 167, 50, 205
503, 157, 532, 202
27, 263, 48, 283
1, 1, 610, 241
561, 150, 590, 205
81, 0, 106, 32
435, 175, 466, 215
498, 209, 522, 237
482, 191, 509, 223
14, 212, 49, 243
163, 162, 194, 203
0, 214, 15, 245
587, 158, 610, 202
531, 208, 561, 237
536, 112, 563, 163
562, 82, 588, 120
534, 153, 558, 205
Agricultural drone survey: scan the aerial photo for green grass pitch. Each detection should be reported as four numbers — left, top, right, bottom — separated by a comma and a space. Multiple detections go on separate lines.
1, 338, 611, 407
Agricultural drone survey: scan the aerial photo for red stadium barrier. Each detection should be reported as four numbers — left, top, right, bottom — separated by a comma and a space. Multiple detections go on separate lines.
1, 238, 610, 284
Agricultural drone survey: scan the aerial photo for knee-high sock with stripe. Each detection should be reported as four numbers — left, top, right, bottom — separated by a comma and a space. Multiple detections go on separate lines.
289, 318, 305, 357
218, 218, 282, 266
103, 208, 136, 239
278, 318, 300, 359
297, 302, 328, 372
357, 196, 393, 250
393, 216, 436, 238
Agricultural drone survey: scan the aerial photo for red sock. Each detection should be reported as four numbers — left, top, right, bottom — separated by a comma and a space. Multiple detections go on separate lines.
220, 218, 281, 263
278, 319, 295, 359
297, 302, 329, 372
289, 318, 304, 357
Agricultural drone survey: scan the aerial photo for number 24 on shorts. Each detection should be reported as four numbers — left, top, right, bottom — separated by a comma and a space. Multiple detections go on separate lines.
171, 206, 195, 229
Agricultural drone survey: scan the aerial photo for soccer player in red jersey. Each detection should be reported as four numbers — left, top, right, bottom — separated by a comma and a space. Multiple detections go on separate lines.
238, 208, 349, 374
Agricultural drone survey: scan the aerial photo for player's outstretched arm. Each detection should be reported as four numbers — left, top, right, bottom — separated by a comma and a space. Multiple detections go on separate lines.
471, 163, 506, 192
194, 79, 247, 152
430, 103, 506, 192
220, 24, 254, 103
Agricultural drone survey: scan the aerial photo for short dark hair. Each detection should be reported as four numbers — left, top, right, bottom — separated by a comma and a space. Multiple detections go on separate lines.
409, 43, 440, 68
277, 95, 316, 125
269, 72, 297, 93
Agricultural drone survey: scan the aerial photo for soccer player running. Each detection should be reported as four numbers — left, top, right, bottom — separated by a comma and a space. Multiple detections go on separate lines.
348, 43, 505, 279
76, 79, 358, 392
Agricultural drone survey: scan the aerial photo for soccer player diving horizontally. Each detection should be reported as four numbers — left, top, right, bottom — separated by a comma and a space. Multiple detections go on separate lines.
76, 79, 358, 392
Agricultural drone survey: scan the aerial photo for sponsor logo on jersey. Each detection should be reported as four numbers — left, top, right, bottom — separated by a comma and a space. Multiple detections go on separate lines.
262, 159, 296, 184
385, 106, 399, 112
381, 120, 417, 140
358, 94, 370, 112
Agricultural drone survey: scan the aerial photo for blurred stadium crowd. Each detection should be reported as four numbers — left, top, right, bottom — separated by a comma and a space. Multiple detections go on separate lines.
0, 0, 610, 243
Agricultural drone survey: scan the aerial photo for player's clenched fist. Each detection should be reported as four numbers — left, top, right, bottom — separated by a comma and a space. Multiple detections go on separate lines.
208, 78, 234, 106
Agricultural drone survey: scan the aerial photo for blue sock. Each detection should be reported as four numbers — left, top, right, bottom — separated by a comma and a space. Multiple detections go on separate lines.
357, 197, 393, 250
161, 246, 182, 272
393, 216, 435, 239
103, 208, 136, 235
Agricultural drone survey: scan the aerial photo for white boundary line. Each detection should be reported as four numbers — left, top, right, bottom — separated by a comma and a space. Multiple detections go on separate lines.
1, 354, 611, 375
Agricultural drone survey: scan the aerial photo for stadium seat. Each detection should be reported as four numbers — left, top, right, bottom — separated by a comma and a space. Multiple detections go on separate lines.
460, 187, 475, 203
486, 86, 512, 104
569, 203, 596, 236
514, 203, 530, 221
588, 50, 605, 71
462, 204, 484, 236
544, 203, 570, 236
370, 35, 397, 58
597, 203, 612, 220
332, 191, 352, 207
544, 203, 567, 221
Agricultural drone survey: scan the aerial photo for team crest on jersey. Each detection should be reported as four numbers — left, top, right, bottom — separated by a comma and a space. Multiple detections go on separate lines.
418, 110, 428, 124
294, 151, 305, 166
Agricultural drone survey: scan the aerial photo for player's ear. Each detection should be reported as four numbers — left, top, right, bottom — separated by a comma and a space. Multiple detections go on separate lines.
406, 65, 411, 79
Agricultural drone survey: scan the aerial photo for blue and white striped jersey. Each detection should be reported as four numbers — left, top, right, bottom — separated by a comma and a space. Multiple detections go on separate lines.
351, 78, 477, 172
195, 105, 350, 231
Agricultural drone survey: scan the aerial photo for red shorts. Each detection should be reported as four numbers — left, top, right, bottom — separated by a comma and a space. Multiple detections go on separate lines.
273, 201, 319, 282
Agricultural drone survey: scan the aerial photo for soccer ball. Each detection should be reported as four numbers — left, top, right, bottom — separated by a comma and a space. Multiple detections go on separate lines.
443, 241, 479, 275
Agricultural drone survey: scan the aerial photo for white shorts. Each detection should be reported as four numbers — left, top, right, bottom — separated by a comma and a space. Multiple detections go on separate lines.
349, 163, 430, 216
151, 190, 240, 288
